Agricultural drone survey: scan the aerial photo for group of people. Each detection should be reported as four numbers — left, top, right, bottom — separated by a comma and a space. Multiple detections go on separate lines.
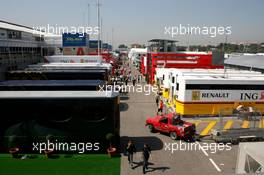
236, 105, 255, 120
114, 64, 143, 87
126, 140, 151, 174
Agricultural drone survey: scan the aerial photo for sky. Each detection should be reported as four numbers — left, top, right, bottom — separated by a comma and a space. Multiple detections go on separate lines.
1, 0, 264, 48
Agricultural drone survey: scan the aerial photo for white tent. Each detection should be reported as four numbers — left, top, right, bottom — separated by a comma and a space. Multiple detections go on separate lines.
128, 48, 147, 61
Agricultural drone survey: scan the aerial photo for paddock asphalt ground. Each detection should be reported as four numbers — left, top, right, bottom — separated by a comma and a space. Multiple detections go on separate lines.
120, 60, 239, 175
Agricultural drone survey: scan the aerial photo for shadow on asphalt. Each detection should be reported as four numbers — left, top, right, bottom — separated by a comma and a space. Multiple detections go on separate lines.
120, 103, 129, 111
146, 166, 170, 173
131, 161, 170, 173
120, 136, 163, 153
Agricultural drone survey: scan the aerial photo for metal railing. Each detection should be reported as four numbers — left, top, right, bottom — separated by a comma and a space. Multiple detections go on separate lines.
218, 107, 264, 130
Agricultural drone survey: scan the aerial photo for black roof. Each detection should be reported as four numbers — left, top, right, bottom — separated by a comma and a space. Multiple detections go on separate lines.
0, 80, 104, 86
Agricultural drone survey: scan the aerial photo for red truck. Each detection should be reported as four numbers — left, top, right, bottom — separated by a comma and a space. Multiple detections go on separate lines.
145, 113, 196, 140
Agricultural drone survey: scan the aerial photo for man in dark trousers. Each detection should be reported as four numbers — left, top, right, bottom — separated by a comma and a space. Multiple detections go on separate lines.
126, 140, 136, 168
157, 100, 164, 115
142, 144, 151, 174
137, 74, 141, 83
132, 76, 137, 86
155, 92, 160, 107
124, 76, 128, 86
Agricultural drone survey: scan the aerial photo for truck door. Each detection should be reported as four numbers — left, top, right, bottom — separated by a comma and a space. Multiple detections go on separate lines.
159, 117, 169, 133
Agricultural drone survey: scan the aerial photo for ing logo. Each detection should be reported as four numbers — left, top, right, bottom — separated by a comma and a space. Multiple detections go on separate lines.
192, 91, 200, 101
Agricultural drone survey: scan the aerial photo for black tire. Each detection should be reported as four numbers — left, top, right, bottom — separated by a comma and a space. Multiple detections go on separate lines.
148, 124, 155, 133
170, 132, 178, 140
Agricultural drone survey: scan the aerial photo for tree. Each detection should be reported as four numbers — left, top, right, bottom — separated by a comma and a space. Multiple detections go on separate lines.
248, 44, 258, 53
118, 44, 128, 48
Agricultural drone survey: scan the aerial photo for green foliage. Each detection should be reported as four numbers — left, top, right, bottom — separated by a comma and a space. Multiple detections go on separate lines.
118, 44, 128, 48
188, 43, 264, 53
105, 133, 114, 141
106, 133, 114, 148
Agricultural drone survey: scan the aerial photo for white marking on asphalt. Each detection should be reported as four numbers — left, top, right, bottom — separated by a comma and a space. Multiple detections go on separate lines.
209, 158, 222, 172
196, 141, 208, 156
196, 141, 222, 172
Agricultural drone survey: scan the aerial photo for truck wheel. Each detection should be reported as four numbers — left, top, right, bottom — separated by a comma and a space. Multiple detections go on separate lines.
170, 132, 178, 140
148, 125, 155, 133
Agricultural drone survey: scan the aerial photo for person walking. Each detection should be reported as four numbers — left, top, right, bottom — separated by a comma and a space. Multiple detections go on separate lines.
125, 76, 128, 86
132, 76, 137, 86
155, 92, 160, 107
137, 74, 141, 83
157, 100, 164, 115
126, 140, 136, 168
142, 144, 151, 174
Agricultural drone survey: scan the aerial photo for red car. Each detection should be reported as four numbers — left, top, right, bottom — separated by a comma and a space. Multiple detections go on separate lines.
145, 113, 196, 140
